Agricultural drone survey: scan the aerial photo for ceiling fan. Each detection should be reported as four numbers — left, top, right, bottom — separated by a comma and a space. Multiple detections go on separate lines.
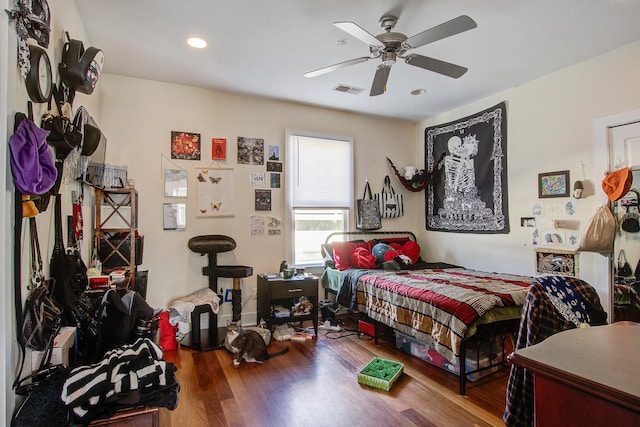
304, 15, 477, 96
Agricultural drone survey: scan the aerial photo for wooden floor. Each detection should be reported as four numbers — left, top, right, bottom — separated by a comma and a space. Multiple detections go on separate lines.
159, 321, 510, 427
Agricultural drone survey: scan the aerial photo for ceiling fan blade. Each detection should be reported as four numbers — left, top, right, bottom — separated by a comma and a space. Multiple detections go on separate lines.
405, 54, 468, 78
404, 15, 477, 49
334, 22, 381, 46
370, 64, 391, 96
304, 56, 371, 78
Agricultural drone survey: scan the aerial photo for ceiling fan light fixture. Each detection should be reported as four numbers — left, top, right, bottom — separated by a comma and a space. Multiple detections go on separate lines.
186, 37, 207, 49
411, 89, 427, 96
382, 51, 396, 66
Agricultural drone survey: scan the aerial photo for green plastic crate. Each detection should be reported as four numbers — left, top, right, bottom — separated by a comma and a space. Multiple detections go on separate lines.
358, 357, 404, 391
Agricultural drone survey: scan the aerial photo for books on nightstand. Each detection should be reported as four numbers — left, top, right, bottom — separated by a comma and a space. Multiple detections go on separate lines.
273, 305, 290, 318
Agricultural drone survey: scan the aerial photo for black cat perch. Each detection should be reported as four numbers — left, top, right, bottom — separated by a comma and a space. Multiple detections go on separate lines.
183, 234, 253, 351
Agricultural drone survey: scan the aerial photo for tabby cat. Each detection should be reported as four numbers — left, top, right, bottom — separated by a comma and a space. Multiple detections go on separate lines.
226, 320, 288, 366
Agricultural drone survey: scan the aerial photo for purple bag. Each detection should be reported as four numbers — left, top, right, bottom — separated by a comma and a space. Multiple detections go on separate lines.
8, 115, 57, 195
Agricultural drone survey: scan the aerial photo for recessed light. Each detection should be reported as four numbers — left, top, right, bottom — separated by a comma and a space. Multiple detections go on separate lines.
411, 89, 426, 96
187, 37, 207, 49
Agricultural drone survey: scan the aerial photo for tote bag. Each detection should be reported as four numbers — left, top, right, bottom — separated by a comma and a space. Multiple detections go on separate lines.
375, 175, 404, 218
356, 181, 382, 230
578, 203, 616, 253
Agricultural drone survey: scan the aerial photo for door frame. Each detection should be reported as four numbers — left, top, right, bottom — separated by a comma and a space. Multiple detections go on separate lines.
593, 108, 640, 319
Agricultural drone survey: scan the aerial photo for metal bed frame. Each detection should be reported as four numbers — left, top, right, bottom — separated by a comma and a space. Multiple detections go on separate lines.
322, 230, 519, 395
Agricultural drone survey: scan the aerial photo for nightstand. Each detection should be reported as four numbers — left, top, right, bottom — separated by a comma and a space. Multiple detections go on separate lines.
257, 274, 318, 335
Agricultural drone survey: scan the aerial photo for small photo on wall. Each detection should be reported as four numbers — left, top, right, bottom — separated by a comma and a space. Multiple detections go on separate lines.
212, 138, 227, 160
268, 145, 280, 161
270, 173, 280, 188
255, 189, 271, 211
237, 136, 264, 165
171, 131, 201, 160
267, 161, 282, 172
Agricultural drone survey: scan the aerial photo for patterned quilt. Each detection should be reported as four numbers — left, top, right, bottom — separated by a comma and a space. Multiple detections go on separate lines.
352, 268, 533, 364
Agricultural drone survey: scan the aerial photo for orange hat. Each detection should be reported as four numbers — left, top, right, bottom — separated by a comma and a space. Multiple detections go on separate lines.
602, 167, 633, 201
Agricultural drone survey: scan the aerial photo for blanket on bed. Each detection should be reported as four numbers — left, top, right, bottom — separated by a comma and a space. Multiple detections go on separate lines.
352, 268, 532, 364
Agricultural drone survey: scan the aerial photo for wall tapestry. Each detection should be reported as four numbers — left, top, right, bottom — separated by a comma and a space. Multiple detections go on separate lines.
425, 101, 509, 233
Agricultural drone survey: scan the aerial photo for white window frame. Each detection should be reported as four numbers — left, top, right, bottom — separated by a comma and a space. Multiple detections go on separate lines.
285, 129, 354, 268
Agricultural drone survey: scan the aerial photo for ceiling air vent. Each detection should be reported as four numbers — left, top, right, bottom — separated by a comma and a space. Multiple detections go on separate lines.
333, 84, 365, 95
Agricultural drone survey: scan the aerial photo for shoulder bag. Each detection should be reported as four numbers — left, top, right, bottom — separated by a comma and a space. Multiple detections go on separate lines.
22, 217, 62, 353
616, 250, 633, 277
356, 181, 382, 230
375, 175, 404, 218
50, 195, 88, 325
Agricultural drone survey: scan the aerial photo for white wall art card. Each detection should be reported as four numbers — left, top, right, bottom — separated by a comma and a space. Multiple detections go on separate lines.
163, 203, 186, 230
196, 167, 234, 217
164, 169, 188, 197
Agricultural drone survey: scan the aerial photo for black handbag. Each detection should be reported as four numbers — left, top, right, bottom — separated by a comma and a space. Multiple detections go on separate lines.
41, 86, 81, 159
22, 218, 62, 352
12, 364, 70, 427
50, 195, 88, 325
617, 250, 633, 277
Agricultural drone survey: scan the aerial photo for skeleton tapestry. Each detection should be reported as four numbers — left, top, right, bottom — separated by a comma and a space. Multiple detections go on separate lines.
425, 102, 509, 233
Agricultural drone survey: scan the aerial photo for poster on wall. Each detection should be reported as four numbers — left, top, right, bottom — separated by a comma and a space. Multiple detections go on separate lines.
171, 131, 201, 160
237, 136, 264, 165
425, 102, 509, 233
196, 167, 234, 217
212, 138, 227, 160
255, 189, 271, 211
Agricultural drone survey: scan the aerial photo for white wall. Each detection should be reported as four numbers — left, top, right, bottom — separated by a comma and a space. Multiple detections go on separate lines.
416, 40, 640, 314
97, 75, 417, 321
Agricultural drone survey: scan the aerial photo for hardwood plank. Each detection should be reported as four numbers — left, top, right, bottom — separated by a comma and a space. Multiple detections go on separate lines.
161, 324, 508, 426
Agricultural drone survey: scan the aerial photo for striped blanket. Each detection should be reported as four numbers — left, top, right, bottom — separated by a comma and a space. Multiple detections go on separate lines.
353, 268, 533, 364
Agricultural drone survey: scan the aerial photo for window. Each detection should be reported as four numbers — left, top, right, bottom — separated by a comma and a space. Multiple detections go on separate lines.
286, 130, 353, 267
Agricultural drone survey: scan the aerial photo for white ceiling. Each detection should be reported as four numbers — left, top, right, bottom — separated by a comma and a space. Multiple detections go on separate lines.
74, 0, 640, 122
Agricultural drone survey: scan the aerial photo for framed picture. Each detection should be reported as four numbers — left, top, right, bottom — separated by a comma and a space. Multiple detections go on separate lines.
196, 167, 234, 216
171, 131, 201, 160
164, 169, 188, 197
163, 203, 186, 230
538, 170, 570, 198
535, 248, 577, 277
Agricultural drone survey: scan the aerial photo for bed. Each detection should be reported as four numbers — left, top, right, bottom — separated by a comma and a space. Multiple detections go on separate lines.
320, 231, 534, 394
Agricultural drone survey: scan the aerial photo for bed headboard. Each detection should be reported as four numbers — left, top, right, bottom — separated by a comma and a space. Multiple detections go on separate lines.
324, 230, 417, 244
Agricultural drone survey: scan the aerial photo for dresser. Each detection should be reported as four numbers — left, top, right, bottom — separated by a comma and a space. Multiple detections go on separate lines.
508, 322, 640, 426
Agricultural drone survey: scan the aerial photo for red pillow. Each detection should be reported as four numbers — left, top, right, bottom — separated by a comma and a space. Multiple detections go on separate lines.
332, 241, 371, 270
351, 246, 377, 269
386, 241, 421, 265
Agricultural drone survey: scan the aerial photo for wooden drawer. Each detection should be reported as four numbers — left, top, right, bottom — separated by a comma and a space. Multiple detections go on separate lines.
270, 280, 316, 299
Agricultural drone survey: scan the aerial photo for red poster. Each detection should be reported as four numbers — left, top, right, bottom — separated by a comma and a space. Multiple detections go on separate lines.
212, 138, 227, 160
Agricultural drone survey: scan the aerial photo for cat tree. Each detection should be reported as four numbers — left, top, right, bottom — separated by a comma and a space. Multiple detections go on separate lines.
184, 234, 253, 351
